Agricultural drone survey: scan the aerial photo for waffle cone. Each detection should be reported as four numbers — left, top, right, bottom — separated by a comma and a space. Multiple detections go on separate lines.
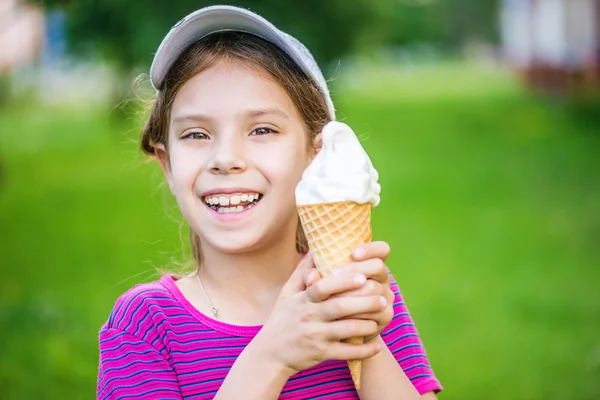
297, 201, 372, 390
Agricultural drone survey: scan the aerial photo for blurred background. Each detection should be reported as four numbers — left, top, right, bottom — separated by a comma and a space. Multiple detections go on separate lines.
1, 0, 599, 398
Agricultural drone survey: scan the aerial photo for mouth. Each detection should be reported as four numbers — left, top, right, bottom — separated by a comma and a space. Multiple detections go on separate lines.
202, 192, 264, 214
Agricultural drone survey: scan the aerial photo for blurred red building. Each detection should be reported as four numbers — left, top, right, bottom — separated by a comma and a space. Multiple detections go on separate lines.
500, 0, 600, 97
0, 0, 45, 76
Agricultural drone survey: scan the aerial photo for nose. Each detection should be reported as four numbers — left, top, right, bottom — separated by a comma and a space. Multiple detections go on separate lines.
207, 133, 247, 174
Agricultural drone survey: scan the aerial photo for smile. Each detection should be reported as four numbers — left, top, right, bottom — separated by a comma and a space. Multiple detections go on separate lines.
202, 192, 263, 214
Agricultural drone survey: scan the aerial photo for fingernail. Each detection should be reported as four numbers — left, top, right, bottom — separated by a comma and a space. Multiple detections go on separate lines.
379, 296, 387, 307
376, 343, 382, 351
352, 247, 366, 258
355, 274, 366, 285
332, 269, 343, 276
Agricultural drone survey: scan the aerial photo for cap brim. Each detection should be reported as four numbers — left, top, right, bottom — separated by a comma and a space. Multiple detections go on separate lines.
151, 6, 308, 91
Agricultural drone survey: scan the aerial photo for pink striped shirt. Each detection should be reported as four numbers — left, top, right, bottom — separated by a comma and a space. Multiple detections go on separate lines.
97, 274, 442, 399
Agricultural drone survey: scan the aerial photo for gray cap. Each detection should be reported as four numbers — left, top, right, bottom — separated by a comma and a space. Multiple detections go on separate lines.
150, 5, 336, 119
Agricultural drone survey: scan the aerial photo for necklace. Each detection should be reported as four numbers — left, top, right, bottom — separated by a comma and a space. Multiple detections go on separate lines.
195, 272, 220, 320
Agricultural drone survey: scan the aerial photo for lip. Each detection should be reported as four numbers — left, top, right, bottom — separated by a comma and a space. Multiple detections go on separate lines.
202, 197, 262, 222
201, 187, 263, 198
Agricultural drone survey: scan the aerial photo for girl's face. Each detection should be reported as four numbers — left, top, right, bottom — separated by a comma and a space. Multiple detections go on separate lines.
157, 60, 312, 254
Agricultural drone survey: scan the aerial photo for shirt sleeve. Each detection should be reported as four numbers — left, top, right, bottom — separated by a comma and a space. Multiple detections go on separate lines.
381, 273, 443, 395
97, 327, 183, 400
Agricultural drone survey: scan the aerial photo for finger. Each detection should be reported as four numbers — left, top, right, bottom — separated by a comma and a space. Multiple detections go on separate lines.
329, 279, 384, 298
333, 258, 390, 284
279, 252, 315, 297
326, 319, 379, 341
321, 295, 387, 321
304, 268, 321, 288
352, 241, 391, 262
306, 273, 366, 303
338, 310, 388, 322
325, 339, 382, 361
297, 251, 315, 272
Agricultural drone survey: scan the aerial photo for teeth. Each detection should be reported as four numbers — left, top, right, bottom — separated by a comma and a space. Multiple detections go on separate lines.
205, 193, 261, 206
216, 205, 250, 214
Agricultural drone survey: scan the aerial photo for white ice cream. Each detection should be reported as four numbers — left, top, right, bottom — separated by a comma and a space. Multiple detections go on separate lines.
295, 121, 381, 207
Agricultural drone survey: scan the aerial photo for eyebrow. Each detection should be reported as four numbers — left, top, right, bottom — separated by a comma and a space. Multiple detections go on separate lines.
245, 107, 290, 120
171, 107, 290, 126
172, 114, 212, 126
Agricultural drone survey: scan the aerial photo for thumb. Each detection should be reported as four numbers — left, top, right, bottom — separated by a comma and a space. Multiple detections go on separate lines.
279, 252, 315, 298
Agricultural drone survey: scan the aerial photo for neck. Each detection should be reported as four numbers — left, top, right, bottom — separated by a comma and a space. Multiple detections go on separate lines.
197, 227, 302, 308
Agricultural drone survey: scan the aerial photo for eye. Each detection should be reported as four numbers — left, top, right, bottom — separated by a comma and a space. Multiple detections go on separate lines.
250, 127, 278, 136
183, 131, 209, 140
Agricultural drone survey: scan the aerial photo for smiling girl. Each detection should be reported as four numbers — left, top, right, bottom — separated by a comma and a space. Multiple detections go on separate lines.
97, 5, 442, 399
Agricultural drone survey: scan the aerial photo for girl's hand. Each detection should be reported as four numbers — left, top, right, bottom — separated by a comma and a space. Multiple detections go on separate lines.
254, 252, 385, 377
304, 241, 395, 343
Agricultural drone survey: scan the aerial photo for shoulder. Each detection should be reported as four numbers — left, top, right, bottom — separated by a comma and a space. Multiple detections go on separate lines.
382, 271, 418, 339
102, 275, 180, 336
382, 271, 444, 394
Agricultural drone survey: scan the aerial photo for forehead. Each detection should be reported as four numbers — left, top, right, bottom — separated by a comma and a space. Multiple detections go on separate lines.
170, 60, 300, 122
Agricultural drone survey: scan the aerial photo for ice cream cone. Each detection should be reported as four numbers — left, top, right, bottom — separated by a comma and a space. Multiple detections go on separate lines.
295, 121, 381, 390
297, 201, 372, 390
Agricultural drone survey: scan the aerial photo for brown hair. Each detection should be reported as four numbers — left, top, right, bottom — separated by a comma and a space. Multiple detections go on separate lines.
140, 31, 331, 267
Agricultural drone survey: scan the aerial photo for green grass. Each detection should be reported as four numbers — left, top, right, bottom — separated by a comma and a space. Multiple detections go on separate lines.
1, 63, 599, 399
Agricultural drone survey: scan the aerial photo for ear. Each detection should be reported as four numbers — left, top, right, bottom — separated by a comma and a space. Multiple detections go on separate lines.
154, 143, 175, 193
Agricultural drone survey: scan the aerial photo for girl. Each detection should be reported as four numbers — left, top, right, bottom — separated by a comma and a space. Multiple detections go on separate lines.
97, 5, 442, 399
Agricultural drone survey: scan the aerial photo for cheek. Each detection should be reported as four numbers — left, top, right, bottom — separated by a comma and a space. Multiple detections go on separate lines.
168, 147, 204, 193
255, 143, 309, 193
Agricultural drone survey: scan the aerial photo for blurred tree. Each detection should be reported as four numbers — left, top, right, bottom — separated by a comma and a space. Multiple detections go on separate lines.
385, 0, 500, 49
30, 0, 501, 74
32, 0, 393, 73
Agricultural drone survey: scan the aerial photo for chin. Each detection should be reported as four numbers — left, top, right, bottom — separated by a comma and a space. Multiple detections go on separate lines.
201, 231, 264, 255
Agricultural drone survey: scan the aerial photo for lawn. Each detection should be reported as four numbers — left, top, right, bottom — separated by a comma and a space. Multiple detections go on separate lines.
1, 63, 598, 399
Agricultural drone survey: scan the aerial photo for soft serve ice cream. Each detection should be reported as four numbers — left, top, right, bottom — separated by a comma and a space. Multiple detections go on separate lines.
295, 121, 381, 207
295, 120, 381, 391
